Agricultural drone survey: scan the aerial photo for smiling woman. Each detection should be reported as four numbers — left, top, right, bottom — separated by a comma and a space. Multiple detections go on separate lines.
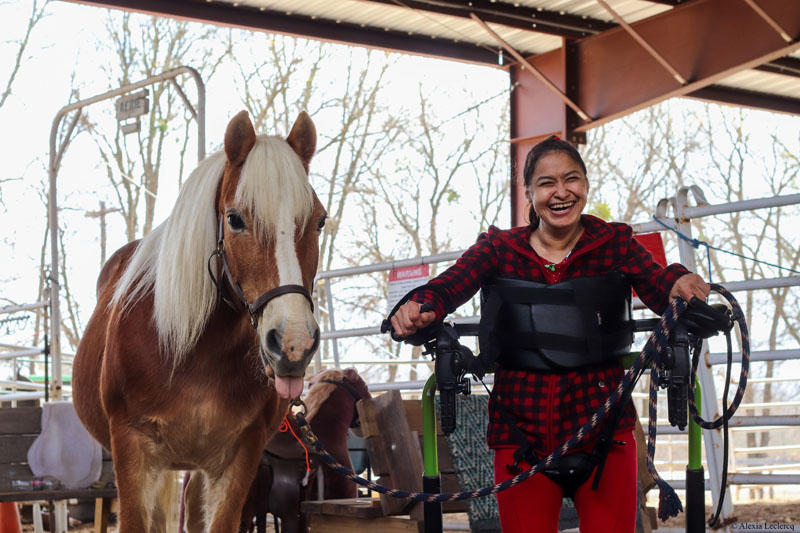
388, 134, 713, 533
523, 137, 590, 266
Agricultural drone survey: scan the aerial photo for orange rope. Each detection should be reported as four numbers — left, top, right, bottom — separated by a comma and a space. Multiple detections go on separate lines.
281, 414, 311, 474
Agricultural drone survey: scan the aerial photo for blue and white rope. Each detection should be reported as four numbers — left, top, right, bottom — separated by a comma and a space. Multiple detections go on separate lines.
291, 286, 749, 522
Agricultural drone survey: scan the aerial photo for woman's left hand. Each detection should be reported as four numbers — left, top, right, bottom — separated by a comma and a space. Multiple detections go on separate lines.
669, 273, 711, 303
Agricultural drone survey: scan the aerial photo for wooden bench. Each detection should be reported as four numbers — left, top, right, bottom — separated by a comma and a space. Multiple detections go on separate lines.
302, 390, 471, 532
0, 406, 116, 533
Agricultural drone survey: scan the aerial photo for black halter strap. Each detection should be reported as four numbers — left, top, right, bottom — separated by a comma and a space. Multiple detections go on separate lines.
320, 378, 363, 403
207, 215, 314, 327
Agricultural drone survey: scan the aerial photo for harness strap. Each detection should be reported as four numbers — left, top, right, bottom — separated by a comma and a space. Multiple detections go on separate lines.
249, 284, 314, 315
487, 285, 576, 306
320, 379, 362, 403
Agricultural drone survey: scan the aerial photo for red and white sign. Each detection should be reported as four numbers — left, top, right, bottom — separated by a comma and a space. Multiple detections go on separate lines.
387, 264, 430, 313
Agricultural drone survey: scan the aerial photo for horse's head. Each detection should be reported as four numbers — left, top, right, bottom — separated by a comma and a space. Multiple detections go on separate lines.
341, 368, 371, 435
217, 111, 325, 398
306, 368, 372, 435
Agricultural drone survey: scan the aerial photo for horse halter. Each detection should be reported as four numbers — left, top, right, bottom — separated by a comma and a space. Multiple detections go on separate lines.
207, 215, 314, 328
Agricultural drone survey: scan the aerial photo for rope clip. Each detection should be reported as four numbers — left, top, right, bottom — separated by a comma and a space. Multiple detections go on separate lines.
289, 397, 307, 417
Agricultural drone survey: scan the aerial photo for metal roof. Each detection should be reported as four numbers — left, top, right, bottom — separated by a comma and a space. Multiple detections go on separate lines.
207, 0, 673, 56
72, 0, 800, 116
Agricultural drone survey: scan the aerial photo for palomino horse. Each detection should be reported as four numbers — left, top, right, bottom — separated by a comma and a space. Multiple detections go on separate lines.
239, 368, 372, 533
72, 111, 326, 533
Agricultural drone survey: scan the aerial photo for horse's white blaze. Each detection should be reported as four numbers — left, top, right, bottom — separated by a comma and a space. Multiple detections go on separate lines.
275, 209, 304, 292
257, 208, 318, 364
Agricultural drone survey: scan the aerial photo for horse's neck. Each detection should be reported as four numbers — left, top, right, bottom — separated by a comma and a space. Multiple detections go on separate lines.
195, 305, 254, 354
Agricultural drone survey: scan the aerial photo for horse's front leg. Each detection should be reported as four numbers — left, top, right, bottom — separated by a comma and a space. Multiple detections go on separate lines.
205, 425, 268, 533
109, 421, 169, 533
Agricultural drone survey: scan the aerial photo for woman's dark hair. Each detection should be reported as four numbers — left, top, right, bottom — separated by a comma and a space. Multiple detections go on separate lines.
522, 135, 588, 228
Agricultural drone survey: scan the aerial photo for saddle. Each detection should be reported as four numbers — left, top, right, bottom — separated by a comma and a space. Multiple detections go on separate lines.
266, 429, 321, 514
241, 428, 321, 533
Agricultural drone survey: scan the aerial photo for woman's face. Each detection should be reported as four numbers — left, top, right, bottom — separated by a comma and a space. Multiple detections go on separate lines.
525, 150, 588, 233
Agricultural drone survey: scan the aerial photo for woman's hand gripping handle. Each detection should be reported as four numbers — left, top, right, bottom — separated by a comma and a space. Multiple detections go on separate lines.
389, 301, 437, 340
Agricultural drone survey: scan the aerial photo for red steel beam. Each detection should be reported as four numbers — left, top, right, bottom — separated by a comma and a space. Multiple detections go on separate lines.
571, 0, 800, 131
512, 0, 800, 143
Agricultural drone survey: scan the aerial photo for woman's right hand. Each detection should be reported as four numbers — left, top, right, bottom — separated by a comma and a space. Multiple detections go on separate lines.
390, 301, 437, 338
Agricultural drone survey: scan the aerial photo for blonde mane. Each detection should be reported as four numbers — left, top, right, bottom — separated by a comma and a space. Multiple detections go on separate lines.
112, 135, 315, 362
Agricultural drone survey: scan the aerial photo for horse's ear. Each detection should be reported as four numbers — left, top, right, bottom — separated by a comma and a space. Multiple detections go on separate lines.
287, 111, 316, 171
224, 110, 256, 166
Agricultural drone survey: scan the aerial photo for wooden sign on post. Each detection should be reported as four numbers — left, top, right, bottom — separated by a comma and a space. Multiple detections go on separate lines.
116, 89, 149, 121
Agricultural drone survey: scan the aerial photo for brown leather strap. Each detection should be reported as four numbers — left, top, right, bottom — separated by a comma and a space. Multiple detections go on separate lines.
249, 284, 314, 315
209, 215, 314, 324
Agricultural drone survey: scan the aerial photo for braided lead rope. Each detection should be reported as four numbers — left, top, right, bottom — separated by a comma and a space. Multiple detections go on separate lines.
644, 299, 687, 520
291, 292, 745, 521
687, 285, 750, 430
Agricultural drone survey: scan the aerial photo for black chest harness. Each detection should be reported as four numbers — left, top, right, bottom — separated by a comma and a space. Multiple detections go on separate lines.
477, 273, 636, 496
384, 272, 647, 498
479, 272, 634, 372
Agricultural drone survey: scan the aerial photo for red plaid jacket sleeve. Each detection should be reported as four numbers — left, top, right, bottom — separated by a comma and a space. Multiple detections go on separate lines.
411, 230, 500, 321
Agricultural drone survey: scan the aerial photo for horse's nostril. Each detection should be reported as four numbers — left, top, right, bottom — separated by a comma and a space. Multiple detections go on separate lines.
304, 328, 321, 358
266, 329, 282, 355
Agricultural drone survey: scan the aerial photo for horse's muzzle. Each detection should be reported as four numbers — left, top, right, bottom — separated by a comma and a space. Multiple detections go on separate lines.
261, 327, 319, 375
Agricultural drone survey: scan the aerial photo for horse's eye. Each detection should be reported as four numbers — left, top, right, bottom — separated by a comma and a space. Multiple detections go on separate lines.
316, 215, 327, 232
227, 213, 245, 232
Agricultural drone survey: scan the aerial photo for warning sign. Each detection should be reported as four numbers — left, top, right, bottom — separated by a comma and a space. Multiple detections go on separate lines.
387, 264, 430, 314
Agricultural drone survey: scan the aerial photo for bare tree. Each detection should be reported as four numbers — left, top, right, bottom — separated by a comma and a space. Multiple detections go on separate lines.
0, 0, 48, 112
352, 85, 509, 382
84, 12, 225, 240
583, 101, 702, 223
226, 36, 408, 372
0, 0, 49, 206
692, 104, 800, 498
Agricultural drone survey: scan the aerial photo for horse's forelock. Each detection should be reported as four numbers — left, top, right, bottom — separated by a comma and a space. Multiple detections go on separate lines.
235, 135, 315, 244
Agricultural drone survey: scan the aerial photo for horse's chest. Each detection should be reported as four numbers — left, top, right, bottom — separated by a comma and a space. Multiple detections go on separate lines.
149, 392, 267, 468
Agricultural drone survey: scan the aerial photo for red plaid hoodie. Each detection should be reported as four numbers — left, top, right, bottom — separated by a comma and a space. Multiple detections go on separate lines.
412, 215, 689, 453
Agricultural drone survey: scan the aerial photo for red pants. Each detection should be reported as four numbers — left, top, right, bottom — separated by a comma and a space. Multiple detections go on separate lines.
493, 429, 637, 533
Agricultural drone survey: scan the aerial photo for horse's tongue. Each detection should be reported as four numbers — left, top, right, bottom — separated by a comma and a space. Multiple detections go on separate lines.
275, 375, 305, 399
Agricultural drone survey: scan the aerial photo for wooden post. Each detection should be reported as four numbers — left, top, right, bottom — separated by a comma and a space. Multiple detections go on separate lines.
84, 201, 118, 268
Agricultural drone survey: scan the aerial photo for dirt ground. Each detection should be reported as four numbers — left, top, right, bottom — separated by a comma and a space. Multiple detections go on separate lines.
19, 502, 800, 531
660, 501, 800, 529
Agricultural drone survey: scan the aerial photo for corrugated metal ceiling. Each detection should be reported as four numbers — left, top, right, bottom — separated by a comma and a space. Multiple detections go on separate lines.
227, 0, 673, 56
216, 0, 799, 104
72, 0, 800, 116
